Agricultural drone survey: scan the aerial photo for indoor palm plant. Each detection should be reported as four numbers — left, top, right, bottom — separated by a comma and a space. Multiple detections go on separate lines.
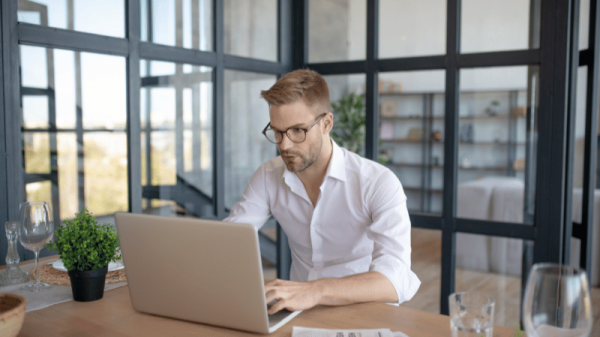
330, 93, 366, 154
330, 93, 389, 164
45, 208, 120, 302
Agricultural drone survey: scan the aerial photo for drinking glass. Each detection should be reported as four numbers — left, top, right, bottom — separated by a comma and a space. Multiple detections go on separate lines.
18, 201, 54, 292
449, 292, 495, 337
522, 263, 593, 337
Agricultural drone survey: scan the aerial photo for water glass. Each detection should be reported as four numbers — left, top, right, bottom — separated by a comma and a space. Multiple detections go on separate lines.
449, 292, 495, 337
19, 201, 54, 292
522, 263, 592, 337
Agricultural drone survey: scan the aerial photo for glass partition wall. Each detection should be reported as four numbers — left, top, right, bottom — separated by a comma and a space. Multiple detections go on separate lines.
1, 0, 597, 328
4, 0, 291, 277
307, 0, 598, 327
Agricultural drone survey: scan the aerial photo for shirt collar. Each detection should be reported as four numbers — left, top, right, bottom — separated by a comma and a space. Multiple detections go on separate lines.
326, 139, 347, 182
282, 139, 347, 184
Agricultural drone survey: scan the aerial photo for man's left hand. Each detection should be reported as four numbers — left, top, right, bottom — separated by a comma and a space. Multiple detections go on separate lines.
264, 279, 322, 314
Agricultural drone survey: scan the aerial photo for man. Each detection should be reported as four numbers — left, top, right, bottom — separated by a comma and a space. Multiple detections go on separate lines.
224, 69, 420, 315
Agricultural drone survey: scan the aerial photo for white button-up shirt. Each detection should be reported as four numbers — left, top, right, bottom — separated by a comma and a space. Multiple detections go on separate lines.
224, 140, 420, 304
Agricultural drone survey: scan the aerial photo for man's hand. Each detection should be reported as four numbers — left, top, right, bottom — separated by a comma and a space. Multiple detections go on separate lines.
264, 272, 398, 315
264, 279, 323, 314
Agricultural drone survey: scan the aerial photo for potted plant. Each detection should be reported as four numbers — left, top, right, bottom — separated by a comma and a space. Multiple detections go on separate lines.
45, 208, 120, 302
330, 93, 389, 164
330, 93, 366, 154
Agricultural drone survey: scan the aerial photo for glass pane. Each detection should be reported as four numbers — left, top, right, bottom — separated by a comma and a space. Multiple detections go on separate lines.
323, 74, 366, 155
20, 45, 48, 89
460, 0, 540, 53
580, 0, 590, 51
81, 53, 126, 129
141, 0, 212, 51
458, 66, 539, 224
22, 96, 49, 129
25, 181, 52, 205
18, 0, 125, 38
456, 234, 530, 328
570, 66, 600, 289
23, 132, 50, 174
400, 228, 442, 315
57, 134, 78, 219
224, 0, 277, 61
20, 46, 128, 224
224, 70, 277, 209
379, 70, 446, 215
379, 0, 446, 59
141, 61, 214, 217
84, 133, 128, 215
308, 0, 366, 63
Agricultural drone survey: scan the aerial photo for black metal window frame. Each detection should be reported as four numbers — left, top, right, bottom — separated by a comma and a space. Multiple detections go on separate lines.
0, 0, 295, 273
0, 0, 596, 318
305, 0, 595, 315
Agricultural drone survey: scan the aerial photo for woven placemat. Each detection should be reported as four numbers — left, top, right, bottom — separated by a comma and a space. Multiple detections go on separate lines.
31, 262, 127, 286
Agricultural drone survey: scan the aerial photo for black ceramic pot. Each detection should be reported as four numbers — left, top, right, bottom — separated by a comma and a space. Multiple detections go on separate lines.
67, 267, 108, 302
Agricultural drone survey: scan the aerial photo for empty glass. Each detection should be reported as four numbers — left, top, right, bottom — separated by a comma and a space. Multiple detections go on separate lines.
18, 201, 54, 292
449, 292, 495, 337
522, 263, 593, 337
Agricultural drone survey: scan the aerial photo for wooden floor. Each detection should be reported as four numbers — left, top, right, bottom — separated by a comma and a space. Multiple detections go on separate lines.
263, 228, 600, 334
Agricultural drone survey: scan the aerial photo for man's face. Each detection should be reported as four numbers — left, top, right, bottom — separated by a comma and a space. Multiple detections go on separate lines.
269, 100, 325, 173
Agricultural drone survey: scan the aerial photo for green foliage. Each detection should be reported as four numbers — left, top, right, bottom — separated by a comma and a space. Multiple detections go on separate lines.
45, 208, 120, 271
512, 324, 524, 337
330, 93, 366, 154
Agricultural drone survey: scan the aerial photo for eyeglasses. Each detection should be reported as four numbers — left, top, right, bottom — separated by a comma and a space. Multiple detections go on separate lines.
262, 113, 327, 144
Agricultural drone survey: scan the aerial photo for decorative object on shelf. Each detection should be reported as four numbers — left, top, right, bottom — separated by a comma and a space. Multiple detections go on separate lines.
378, 79, 403, 93
513, 159, 525, 171
44, 208, 121, 302
459, 103, 472, 117
512, 106, 527, 117
380, 122, 394, 140
459, 124, 474, 143
406, 128, 423, 141
432, 130, 442, 142
485, 100, 500, 116
460, 154, 472, 169
493, 128, 503, 143
433, 156, 440, 166
380, 100, 398, 117
0, 221, 30, 286
0, 293, 27, 337
378, 148, 393, 165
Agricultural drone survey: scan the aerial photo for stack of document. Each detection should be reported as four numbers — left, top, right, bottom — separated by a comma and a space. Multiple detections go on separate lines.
292, 326, 409, 337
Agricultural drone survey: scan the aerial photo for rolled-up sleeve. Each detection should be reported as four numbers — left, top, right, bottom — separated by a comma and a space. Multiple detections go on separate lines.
223, 164, 272, 230
365, 169, 421, 304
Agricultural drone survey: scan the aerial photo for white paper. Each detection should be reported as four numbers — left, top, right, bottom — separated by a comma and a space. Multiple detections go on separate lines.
292, 326, 408, 337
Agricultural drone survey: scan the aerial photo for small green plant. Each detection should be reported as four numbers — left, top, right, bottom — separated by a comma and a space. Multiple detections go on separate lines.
45, 208, 120, 271
512, 324, 524, 337
330, 93, 366, 154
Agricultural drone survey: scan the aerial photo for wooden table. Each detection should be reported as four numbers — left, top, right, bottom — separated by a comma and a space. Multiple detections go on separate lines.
4, 257, 517, 336
15, 287, 516, 337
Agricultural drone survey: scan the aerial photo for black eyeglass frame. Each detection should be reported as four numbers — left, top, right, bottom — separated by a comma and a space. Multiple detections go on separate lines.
262, 113, 328, 144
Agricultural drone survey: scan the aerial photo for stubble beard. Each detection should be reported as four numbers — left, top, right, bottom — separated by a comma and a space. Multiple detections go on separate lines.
281, 136, 323, 173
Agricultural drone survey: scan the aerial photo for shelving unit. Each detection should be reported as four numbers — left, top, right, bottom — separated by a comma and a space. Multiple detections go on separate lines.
379, 89, 527, 213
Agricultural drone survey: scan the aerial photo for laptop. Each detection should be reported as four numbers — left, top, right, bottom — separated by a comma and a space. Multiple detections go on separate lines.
114, 212, 302, 334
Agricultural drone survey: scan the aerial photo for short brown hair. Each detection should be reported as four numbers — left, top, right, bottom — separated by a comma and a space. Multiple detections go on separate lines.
261, 69, 330, 114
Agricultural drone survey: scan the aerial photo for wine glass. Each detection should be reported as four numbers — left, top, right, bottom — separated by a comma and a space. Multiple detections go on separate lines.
19, 201, 54, 292
522, 263, 593, 337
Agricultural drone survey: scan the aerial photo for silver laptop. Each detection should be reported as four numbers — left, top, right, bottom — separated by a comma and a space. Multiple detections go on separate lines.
115, 212, 301, 334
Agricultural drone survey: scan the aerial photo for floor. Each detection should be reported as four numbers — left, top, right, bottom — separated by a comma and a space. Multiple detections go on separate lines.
262, 228, 600, 334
